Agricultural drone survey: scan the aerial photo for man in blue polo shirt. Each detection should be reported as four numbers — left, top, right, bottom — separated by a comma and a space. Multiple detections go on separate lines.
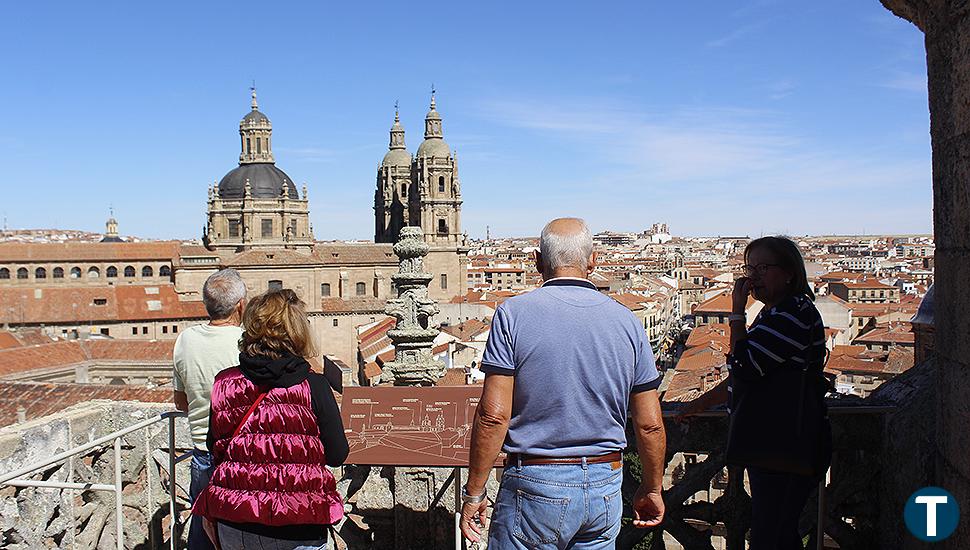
460, 217, 667, 549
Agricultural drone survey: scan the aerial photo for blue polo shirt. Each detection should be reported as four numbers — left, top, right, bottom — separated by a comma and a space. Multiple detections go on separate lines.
480, 278, 661, 457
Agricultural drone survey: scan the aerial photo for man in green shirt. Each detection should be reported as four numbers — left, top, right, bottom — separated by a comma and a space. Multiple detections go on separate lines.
173, 269, 246, 550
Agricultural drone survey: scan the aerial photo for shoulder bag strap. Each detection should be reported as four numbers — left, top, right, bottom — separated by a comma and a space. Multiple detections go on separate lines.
232, 390, 269, 439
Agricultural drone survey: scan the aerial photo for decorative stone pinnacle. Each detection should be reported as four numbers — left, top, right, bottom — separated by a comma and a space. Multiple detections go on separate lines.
383, 226, 445, 386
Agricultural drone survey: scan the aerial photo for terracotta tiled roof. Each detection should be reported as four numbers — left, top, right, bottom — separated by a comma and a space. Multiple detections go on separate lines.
693, 293, 753, 315
818, 271, 866, 282
440, 318, 491, 341
223, 248, 319, 267
675, 346, 726, 371
610, 293, 646, 311
0, 332, 19, 350
358, 317, 396, 347
837, 280, 897, 290
319, 297, 388, 314
0, 241, 179, 262
0, 381, 171, 428
0, 285, 206, 325
684, 323, 730, 349
853, 323, 916, 345
0, 339, 174, 377
312, 244, 397, 266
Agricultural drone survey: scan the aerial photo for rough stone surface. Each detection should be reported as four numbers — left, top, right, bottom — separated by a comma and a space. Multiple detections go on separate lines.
879, 2, 970, 546
0, 401, 192, 549
383, 226, 446, 385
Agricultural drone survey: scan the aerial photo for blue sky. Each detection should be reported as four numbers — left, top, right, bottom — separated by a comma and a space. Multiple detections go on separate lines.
0, 1, 930, 240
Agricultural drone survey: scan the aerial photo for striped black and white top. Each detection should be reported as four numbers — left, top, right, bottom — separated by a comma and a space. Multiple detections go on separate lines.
726, 293, 826, 413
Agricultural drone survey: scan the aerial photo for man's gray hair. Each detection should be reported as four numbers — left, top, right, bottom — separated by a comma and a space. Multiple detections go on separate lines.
202, 269, 246, 320
540, 218, 594, 272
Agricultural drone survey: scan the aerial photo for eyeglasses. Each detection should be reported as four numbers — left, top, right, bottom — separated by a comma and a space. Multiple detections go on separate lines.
741, 263, 780, 277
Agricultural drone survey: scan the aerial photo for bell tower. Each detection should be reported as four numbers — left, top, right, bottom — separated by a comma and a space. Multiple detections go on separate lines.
412, 90, 464, 247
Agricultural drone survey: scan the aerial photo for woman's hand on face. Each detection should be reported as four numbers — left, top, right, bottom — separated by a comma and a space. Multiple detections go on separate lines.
733, 277, 754, 313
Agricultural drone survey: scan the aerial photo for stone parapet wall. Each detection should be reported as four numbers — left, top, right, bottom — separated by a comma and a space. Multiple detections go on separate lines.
0, 401, 192, 550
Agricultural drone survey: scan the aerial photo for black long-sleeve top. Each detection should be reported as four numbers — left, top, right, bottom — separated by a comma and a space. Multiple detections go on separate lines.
726, 293, 827, 413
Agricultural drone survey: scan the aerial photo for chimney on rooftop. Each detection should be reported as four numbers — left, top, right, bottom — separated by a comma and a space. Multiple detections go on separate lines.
16, 406, 26, 423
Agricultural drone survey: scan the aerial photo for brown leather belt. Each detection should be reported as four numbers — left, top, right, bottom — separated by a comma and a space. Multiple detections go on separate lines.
504, 451, 623, 468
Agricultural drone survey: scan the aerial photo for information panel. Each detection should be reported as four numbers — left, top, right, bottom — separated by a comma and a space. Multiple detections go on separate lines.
341, 385, 488, 467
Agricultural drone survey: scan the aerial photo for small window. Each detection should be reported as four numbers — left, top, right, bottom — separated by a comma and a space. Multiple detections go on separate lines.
124, 266, 136, 277
356, 282, 366, 296
53, 267, 64, 279
142, 326, 148, 335
159, 265, 171, 277
94, 298, 107, 306
261, 219, 273, 238
401, 183, 407, 197
17, 268, 28, 279
440, 274, 447, 290
162, 326, 168, 334
132, 327, 138, 335
100, 328, 109, 336
257, 137, 262, 154
106, 266, 118, 278
246, 137, 251, 154
290, 219, 298, 237
35, 267, 47, 279
142, 266, 154, 277
268, 280, 283, 291
172, 325, 178, 333
228, 219, 240, 238
88, 267, 100, 279
333, 318, 339, 327
438, 176, 445, 193
321, 283, 331, 297
0, 268, 8, 279
71, 267, 82, 279
437, 219, 448, 235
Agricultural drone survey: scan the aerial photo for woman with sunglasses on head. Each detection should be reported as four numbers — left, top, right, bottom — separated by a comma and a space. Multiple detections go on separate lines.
193, 289, 348, 550
726, 236, 831, 550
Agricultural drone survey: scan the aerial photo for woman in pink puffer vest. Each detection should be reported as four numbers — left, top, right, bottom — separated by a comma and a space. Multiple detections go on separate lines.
193, 289, 348, 550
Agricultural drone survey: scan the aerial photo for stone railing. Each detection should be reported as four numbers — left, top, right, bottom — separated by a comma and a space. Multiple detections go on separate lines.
616, 358, 936, 550
0, 401, 194, 550
0, 358, 936, 550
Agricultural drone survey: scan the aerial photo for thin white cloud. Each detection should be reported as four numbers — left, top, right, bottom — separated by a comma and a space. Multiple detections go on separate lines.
879, 71, 927, 92
706, 23, 761, 49
474, 95, 931, 236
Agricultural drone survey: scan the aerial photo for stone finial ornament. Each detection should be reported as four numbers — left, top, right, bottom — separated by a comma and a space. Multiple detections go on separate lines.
383, 226, 445, 386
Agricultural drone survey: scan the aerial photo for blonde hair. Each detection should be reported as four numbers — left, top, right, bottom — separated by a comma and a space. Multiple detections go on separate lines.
240, 288, 319, 359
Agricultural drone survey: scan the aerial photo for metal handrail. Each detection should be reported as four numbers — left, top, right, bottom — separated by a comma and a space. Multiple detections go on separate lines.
0, 410, 189, 550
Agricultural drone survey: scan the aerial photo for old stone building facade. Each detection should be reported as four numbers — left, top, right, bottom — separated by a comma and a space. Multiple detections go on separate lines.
374, 92, 465, 248
0, 90, 470, 367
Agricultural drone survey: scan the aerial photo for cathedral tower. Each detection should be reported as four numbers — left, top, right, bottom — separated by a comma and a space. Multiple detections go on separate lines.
411, 91, 464, 247
375, 105, 412, 243
205, 89, 313, 252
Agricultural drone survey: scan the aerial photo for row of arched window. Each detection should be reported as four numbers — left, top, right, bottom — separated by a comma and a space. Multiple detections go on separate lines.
0, 265, 171, 280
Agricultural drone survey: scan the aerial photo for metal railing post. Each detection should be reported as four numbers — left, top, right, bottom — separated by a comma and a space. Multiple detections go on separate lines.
115, 436, 124, 550
169, 414, 178, 550
454, 467, 461, 550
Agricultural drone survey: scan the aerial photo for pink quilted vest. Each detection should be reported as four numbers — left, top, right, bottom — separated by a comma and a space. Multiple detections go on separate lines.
192, 367, 344, 526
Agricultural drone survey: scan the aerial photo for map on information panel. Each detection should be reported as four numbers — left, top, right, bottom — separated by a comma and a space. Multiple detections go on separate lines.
342, 385, 490, 466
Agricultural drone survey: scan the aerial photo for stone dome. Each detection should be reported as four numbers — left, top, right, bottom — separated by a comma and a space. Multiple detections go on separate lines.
242, 109, 270, 125
382, 148, 412, 167
416, 138, 451, 158
218, 163, 298, 199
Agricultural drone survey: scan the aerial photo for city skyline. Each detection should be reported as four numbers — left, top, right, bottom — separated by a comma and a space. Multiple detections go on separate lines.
0, 1, 932, 240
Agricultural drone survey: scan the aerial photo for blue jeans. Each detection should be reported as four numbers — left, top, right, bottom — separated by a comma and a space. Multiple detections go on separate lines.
217, 524, 330, 550
488, 459, 624, 549
189, 450, 216, 550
